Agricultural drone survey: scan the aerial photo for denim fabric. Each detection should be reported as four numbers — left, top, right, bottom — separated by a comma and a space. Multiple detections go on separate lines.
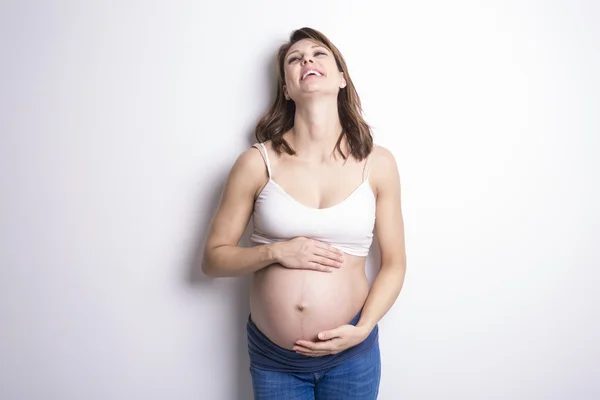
247, 310, 379, 373
249, 340, 381, 399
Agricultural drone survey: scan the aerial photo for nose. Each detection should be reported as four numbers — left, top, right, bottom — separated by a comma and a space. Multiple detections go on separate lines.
301, 56, 314, 65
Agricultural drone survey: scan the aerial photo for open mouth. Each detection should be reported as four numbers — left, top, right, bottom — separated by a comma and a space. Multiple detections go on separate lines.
301, 69, 324, 80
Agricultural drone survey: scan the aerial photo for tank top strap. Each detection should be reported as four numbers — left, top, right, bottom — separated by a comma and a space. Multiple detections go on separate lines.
252, 142, 272, 178
362, 145, 376, 182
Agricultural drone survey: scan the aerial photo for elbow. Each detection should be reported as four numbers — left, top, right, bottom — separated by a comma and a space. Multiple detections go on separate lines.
200, 243, 240, 278
201, 259, 215, 277
200, 248, 219, 277
201, 247, 233, 278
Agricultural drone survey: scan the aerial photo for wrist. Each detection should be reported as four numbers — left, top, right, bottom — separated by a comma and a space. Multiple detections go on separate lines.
265, 242, 281, 264
356, 320, 375, 336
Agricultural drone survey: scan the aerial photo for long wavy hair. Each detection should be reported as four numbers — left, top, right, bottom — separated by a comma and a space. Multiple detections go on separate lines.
254, 27, 373, 161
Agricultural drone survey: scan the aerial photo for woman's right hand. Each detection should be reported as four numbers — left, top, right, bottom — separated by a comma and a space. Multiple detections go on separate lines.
272, 237, 344, 272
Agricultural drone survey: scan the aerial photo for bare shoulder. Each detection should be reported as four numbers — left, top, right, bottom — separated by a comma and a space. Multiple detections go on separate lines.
233, 145, 267, 174
227, 144, 270, 197
370, 145, 401, 193
371, 144, 397, 168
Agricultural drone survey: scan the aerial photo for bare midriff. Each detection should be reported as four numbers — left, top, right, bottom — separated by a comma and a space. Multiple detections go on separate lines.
249, 253, 369, 350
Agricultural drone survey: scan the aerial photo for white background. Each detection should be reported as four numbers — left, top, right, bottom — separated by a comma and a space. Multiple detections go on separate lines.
1, 1, 599, 399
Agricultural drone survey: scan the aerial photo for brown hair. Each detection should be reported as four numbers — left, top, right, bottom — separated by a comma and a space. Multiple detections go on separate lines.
254, 27, 373, 161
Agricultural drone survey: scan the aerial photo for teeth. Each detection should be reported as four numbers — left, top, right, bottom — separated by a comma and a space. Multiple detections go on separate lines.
302, 70, 322, 80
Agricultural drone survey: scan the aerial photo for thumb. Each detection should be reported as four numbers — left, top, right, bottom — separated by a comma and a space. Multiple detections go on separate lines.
318, 327, 341, 341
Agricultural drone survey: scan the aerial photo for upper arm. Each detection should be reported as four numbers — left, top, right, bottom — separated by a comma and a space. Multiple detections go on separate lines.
372, 146, 406, 268
204, 147, 266, 251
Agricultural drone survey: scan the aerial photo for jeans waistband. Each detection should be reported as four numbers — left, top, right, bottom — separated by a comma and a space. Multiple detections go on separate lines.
246, 309, 379, 373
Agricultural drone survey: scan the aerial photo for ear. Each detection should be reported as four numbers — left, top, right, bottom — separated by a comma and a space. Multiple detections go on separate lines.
339, 72, 347, 89
283, 85, 291, 100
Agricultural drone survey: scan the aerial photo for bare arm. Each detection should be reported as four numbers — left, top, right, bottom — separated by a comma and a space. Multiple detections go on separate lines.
201, 147, 276, 277
356, 145, 407, 331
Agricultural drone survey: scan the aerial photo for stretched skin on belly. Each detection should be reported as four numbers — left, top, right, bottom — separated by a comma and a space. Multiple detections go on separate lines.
249, 255, 370, 350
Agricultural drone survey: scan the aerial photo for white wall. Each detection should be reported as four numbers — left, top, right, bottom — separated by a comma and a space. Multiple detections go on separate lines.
1, 1, 598, 399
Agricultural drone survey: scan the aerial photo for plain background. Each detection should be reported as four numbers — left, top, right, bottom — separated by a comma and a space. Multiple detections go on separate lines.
1, 1, 599, 399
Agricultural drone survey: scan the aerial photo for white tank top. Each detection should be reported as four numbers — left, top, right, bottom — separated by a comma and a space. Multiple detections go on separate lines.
250, 142, 376, 257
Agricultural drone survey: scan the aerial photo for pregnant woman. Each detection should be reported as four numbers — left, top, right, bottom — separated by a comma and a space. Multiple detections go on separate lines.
202, 27, 407, 399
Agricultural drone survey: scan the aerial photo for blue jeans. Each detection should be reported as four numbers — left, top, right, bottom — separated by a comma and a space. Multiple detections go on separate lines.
249, 341, 381, 399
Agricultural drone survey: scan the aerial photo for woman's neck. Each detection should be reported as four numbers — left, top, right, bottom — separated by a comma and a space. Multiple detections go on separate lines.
289, 98, 345, 163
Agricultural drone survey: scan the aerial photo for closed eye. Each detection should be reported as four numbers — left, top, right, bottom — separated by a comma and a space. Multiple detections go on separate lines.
288, 50, 328, 63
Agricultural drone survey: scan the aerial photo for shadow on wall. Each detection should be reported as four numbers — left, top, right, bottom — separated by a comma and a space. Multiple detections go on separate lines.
184, 42, 279, 400
185, 168, 255, 400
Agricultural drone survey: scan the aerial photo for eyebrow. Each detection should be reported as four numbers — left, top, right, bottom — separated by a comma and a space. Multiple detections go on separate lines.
287, 45, 328, 57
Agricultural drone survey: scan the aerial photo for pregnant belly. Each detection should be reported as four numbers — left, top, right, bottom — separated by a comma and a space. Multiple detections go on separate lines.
249, 256, 370, 350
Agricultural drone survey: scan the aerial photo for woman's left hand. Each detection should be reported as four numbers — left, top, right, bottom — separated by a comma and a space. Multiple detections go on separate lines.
293, 324, 370, 357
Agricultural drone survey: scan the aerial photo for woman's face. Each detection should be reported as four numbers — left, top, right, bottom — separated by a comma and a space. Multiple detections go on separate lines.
283, 39, 346, 101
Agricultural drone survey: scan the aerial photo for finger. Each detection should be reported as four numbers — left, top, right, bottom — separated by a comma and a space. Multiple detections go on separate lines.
314, 248, 344, 263
296, 350, 329, 357
307, 262, 333, 272
318, 328, 343, 341
314, 242, 344, 258
295, 340, 337, 352
293, 346, 331, 355
293, 345, 330, 353
312, 255, 342, 269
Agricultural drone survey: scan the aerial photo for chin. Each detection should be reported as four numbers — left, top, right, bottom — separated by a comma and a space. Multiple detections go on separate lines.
295, 89, 338, 99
